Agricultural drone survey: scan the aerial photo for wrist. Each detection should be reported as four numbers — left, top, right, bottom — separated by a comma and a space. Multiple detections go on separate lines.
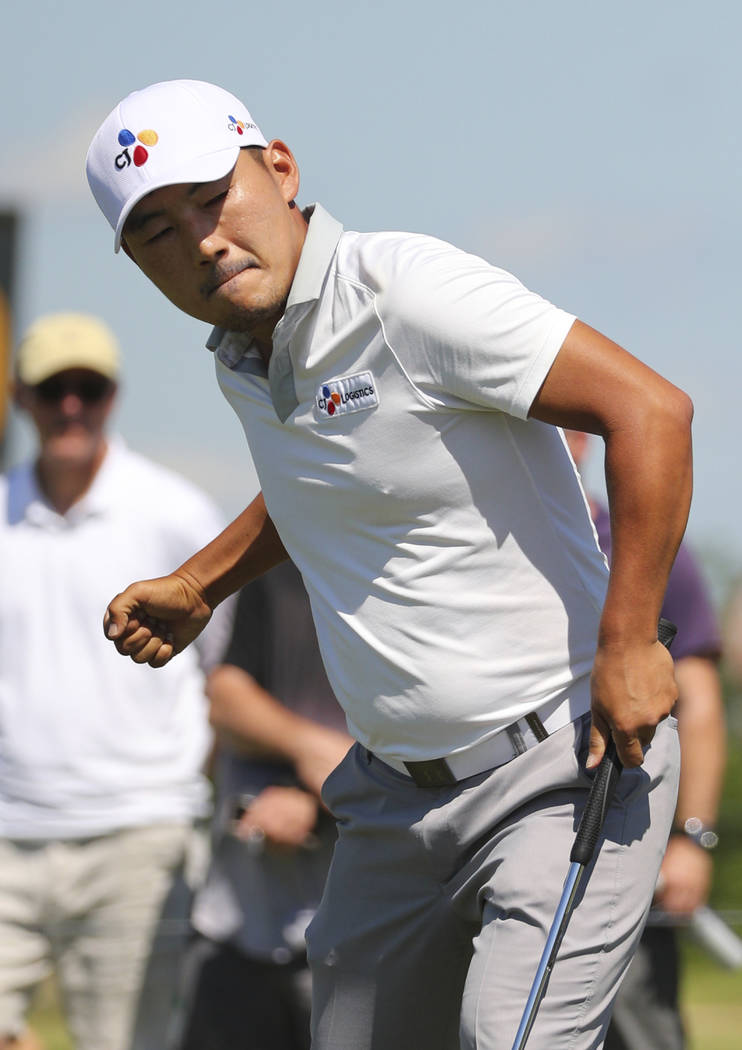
173, 566, 213, 613
673, 817, 719, 851
283, 717, 325, 766
596, 610, 668, 649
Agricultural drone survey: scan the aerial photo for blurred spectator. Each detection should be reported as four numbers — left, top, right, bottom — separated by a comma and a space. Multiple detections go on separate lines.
565, 429, 726, 1050
0, 313, 232, 1050
177, 560, 352, 1050
722, 581, 742, 694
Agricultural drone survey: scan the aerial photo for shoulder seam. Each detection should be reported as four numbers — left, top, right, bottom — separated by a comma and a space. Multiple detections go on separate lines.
332, 248, 442, 411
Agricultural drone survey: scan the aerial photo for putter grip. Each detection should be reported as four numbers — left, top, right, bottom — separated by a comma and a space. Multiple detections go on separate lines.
570, 617, 677, 866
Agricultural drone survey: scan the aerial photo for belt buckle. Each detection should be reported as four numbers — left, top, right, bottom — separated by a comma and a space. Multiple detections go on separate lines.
403, 758, 458, 788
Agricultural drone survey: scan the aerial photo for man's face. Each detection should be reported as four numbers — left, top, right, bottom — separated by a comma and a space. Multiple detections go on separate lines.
16, 368, 116, 465
122, 144, 306, 344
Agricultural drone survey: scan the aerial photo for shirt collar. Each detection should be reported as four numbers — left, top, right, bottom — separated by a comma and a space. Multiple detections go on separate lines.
283, 203, 344, 311
11, 438, 124, 528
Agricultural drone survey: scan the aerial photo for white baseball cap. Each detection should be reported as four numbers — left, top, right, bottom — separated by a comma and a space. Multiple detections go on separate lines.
86, 79, 267, 252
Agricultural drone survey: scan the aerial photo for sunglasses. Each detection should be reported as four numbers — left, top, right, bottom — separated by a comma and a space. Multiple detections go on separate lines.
33, 375, 114, 405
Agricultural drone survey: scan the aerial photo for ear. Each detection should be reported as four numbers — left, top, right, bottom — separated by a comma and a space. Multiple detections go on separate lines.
264, 139, 301, 205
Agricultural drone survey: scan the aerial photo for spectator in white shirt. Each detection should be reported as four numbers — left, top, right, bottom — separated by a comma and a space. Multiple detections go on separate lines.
0, 312, 231, 1050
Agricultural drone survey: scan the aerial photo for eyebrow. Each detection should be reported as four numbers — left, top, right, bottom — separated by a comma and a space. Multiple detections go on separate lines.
125, 207, 166, 234
125, 183, 207, 234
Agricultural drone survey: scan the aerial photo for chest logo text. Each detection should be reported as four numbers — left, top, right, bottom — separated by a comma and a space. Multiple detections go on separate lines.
315, 371, 379, 419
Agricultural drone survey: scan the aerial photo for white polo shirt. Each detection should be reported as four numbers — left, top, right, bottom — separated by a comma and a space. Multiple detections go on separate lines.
208, 206, 609, 763
0, 439, 231, 838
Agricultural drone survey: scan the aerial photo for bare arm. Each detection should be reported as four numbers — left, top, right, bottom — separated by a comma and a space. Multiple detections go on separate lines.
210, 665, 352, 848
530, 319, 694, 768
207, 663, 353, 798
674, 656, 727, 827
656, 655, 727, 914
104, 491, 288, 666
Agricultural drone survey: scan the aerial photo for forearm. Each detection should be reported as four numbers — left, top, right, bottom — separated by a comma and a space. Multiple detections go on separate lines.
208, 664, 351, 777
530, 320, 694, 765
674, 656, 727, 827
104, 493, 288, 668
590, 396, 692, 759
531, 321, 693, 639
177, 492, 288, 609
599, 399, 693, 644
656, 656, 725, 913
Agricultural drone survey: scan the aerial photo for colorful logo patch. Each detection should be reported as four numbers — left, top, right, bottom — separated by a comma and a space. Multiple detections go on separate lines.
227, 114, 259, 135
315, 371, 378, 420
115, 128, 159, 170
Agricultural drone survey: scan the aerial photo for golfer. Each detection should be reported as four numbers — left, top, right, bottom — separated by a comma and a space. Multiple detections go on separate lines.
86, 79, 692, 1050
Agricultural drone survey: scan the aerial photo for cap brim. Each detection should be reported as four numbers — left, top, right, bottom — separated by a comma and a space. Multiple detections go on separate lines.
20, 348, 119, 386
114, 145, 241, 252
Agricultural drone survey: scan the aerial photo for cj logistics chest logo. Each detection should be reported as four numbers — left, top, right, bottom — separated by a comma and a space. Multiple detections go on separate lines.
315, 371, 378, 420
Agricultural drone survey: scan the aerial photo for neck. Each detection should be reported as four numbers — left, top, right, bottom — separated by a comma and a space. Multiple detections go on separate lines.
254, 332, 274, 366
36, 440, 108, 515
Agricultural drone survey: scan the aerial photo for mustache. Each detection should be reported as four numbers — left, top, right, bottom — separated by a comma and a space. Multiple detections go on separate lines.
201, 260, 256, 298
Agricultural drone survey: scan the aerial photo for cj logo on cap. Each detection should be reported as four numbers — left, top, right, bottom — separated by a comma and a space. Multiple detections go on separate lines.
227, 114, 259, 136
115, 128, 159, 170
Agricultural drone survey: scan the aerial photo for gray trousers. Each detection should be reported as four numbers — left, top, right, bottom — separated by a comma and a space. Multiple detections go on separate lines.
307, 714, 680, 1050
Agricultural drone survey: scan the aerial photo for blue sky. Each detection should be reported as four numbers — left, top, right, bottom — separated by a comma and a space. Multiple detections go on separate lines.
2, 0, 740, 575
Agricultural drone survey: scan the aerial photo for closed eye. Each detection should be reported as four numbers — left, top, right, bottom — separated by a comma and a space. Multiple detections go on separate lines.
145, 226, 174, 244
205, 190, 228, 208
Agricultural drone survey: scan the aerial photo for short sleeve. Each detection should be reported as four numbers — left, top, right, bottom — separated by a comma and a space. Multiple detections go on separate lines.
372, 234, 576, 418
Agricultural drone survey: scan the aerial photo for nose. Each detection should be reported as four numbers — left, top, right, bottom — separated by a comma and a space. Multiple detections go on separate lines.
197, 231, 229, 264
58, 391, 85, 415
188, 213, 230, 266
